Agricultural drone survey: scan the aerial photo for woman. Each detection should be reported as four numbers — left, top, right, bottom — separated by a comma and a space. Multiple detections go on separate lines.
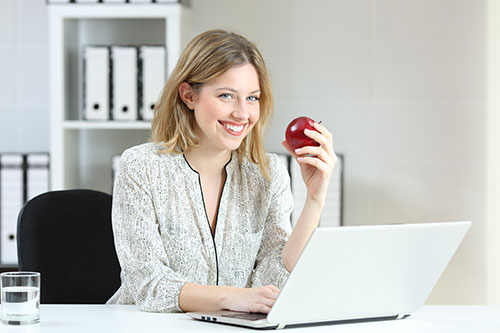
107, 30, 336, 314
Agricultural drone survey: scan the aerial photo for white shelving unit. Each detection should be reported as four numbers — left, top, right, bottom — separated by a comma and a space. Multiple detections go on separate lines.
48, 4, 181, 193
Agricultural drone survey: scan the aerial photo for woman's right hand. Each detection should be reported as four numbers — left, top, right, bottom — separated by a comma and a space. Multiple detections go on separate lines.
221, 285, 280, 314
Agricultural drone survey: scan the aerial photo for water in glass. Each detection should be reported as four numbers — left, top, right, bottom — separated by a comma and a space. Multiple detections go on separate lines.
1, 272, 40, 325
1, 285, 40, 325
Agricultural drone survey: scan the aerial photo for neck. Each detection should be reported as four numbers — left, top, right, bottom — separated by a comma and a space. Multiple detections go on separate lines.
184, 147, 232, 175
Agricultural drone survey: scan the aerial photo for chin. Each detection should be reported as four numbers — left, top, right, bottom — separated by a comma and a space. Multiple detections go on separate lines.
222, 137, 246, 151
226, 142, 243, 151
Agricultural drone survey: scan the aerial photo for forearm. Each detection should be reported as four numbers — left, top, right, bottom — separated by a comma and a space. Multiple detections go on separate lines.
282, 196, 324, 272
179, 283, 235, 312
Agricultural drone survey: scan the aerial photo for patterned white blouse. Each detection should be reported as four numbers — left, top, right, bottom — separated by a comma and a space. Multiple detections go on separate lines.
107, 142, 294, 312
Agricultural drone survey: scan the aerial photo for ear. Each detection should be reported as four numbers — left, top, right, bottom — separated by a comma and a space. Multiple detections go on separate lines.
179, 82, 196, 110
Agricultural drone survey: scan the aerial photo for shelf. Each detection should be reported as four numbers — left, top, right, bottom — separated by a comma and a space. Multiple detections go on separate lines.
49, 4, 181, 192
64, 121, 151, 130
48, 4, 181, 18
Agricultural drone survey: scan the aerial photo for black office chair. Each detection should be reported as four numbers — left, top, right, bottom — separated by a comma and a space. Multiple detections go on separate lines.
17, 189, 121, 304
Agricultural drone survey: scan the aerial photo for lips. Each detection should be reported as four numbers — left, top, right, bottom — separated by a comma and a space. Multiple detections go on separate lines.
219, 121, 247, 136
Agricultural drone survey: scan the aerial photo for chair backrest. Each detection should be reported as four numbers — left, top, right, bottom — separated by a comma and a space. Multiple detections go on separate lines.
17, 189, 121, 304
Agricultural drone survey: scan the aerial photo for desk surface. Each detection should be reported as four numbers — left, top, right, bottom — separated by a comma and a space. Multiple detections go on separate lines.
1, 305, 499, 332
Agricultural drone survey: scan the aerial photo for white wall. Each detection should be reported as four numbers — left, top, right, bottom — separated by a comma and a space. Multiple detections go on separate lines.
0, 0, 49, 153
184, 0, 489, 305
487, 0, 500, 305
0, 0, 492, 304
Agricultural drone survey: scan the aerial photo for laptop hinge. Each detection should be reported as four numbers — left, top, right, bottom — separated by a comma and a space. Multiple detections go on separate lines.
396, 314, 406, 320
276, 323, 286, 330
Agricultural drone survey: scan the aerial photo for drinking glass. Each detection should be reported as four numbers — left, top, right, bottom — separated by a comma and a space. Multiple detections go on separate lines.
0, 272, 40, 325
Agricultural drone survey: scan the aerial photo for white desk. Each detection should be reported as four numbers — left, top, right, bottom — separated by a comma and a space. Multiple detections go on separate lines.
1, 305, 499, 332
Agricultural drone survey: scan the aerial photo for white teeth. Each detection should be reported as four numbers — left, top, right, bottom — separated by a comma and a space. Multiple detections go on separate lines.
223, 123, 244, 133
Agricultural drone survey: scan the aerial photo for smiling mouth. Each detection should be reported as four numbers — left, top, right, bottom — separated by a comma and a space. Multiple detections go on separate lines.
219, 121, 246, 135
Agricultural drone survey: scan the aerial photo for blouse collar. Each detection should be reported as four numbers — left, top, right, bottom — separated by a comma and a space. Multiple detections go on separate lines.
180, 150, 236, 179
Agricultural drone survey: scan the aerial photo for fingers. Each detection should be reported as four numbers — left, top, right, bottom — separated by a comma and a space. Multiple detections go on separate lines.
311, 121, 333, 144
258, 296, 276, 308
292, 122, 336, 172
283, 121, 334, 157
254, 304, 272, 314
252, 285, 279, 313
304, 122, 334, 156
268, 285, 280, 294
226, 285, 281, 314
296, 147, 337, 173
294, 145, 332, 165
296, 156, 334, 175
261, 285, 280, 299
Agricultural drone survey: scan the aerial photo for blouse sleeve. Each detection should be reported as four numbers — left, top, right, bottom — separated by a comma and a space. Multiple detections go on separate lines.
249, 155, 294, 289
111, 148, 188, 312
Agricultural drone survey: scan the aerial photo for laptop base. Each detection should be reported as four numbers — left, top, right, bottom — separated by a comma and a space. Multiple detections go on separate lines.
190, 312, 411, 330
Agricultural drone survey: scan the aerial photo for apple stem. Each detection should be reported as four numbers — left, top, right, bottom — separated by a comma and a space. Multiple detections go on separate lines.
317, 120, 323, 125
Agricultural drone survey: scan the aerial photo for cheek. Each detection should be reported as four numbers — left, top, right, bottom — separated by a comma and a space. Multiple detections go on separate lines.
195, 99, 223, 122
246, 108, 260, 134
250, 106, 260, 124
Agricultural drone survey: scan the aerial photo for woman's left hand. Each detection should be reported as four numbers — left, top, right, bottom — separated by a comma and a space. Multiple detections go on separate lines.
282, 121, 337, 205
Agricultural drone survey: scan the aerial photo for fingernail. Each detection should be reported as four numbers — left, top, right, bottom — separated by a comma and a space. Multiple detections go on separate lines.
294, 148, 301, 153
297, 157, 304, 162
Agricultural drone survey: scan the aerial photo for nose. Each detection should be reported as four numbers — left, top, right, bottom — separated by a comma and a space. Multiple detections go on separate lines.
231, 101, 250, 121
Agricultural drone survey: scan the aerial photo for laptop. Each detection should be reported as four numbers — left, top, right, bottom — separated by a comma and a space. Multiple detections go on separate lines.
187, 221, 471, 329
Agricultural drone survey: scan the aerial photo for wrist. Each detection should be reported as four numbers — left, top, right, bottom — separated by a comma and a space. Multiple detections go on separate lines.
219, 286, 237, 310
305, 194, 325, 210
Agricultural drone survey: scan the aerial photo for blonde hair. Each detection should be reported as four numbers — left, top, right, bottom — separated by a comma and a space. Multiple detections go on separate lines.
151, 29, 273, 179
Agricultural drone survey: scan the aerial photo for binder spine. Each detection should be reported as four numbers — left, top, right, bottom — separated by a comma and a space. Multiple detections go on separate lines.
22, 155, 28, 204
26, 153, 50, 202
82, 47, 87, 118
109, 46, 114, 120
0, 154, 23, 264
138, 47, 144, 120
110, 46, 138, 121
82, 44, 167, 122
82, 46, 110, 121
0, 153, 50, 265
139, 45, 166, 121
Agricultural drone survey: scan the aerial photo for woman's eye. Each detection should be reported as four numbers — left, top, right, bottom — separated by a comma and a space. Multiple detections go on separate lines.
219, 93, 233, 100
247, 96, 260, 102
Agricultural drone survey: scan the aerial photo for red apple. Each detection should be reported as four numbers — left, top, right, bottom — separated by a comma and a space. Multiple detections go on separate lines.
285, 116, 320, 151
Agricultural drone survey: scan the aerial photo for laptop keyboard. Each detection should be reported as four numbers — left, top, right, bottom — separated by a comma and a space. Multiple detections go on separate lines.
221, 312, 268, 321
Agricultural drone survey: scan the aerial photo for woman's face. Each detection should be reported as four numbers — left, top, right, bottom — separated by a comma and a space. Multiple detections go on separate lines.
189, 64, 261, 153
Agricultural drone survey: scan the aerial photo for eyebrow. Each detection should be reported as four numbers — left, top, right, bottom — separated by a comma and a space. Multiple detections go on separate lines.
215, 87, 261, 94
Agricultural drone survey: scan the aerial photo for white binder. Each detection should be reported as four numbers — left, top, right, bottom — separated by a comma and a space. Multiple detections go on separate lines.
27, 153, 49, 202
111, 46, 138, 121
83, 46, 110, 121
290, 155, 343, 227
139, 46, 165, 121
0, 154, 23, 264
